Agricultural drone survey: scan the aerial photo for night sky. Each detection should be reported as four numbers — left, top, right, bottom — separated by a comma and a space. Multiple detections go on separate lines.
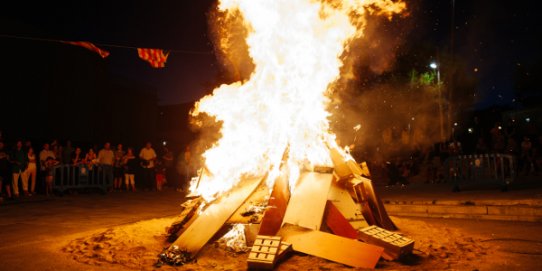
2, 0, 541, 107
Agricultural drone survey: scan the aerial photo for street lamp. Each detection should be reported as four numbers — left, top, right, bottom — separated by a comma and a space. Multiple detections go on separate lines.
430, 62, 444, 142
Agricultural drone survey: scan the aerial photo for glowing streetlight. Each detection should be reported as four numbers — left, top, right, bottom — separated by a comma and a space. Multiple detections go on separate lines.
430, 61, 444, 141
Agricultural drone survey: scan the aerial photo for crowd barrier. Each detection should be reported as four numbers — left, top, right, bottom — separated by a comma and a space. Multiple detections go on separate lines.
52, 164, 113, 193
444, 153, 516, 191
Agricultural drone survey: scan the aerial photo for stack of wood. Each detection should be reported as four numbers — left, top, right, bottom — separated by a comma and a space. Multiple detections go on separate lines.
160, 147, 414, 269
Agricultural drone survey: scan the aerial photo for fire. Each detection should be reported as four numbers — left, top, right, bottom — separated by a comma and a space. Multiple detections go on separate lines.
191, 0, 405, 201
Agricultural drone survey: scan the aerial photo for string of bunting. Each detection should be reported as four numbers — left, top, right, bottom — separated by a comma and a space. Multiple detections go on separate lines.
0, 34, 212, 68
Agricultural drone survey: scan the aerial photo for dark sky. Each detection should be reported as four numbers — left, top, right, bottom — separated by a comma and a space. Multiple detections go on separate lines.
2, 0, 541, 107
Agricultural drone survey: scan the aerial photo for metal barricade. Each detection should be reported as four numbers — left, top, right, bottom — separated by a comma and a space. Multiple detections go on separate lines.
444, 153, 516, 191
52, 164, 113, 193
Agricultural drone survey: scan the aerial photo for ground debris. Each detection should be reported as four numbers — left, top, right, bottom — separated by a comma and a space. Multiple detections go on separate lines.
157, 245, 194, 266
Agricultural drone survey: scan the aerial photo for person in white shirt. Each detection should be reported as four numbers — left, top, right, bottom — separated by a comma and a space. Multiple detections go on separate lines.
139, 142, 156, 190
98, 142, 115, 188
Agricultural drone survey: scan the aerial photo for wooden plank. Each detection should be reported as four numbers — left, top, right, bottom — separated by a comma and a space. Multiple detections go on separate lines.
228, 183, 269, 224
282, 172, 333, 230
327, 181, 362, 221
258, 174, 291, 235
325, 201, 359, 239
169, 176, 264, 257
352, 176, 397, 231
278, 224, 383, 269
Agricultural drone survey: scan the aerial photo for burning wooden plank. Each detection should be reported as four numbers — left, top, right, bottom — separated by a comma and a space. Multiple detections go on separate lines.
324, 201, 358, 239
282, 172, 333, 230
166, 175, 264, 259
258, 174, 291, 235
228, 183, 270, 224
166, 197, 204, 242
327, 180, 368, 230
278, 223, 384, 269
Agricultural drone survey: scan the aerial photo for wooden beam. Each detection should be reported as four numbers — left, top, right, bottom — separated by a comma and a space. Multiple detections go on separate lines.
351, 176, 397, 231
282, 172, 333, 230
327, 181, 362, 221
324, 201, 358, 239
169, 176, 264, 257
258, 174, 290, 235
278, 224, 383, 269
228, 184, 269, 224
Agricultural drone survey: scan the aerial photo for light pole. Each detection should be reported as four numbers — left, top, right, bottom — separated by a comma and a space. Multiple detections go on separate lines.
430, 62, 444, 142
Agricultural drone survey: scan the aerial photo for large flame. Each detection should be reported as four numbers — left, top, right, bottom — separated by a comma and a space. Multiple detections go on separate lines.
191, 0, 405, 201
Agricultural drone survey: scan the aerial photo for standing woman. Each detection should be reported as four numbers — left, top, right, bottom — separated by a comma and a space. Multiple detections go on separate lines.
123, 148, 137, 192
85, 148, 97, 169
113, 144, 125, 191
72, 147, 84, 165
26, 147, 37, 195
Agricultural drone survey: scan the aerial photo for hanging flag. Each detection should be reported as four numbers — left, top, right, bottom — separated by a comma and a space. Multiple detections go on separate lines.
137, 48, 169, 68
63, 41, 110, 58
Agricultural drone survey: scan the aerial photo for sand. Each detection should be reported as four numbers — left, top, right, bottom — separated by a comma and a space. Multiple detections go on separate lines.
60, 216, 502, 271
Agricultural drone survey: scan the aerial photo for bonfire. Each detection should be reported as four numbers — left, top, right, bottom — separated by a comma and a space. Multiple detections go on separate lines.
161, 0, 413, 269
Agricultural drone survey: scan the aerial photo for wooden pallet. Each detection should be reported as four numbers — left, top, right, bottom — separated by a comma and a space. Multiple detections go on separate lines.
358, 225, 414, 260
247, 235, 282, 270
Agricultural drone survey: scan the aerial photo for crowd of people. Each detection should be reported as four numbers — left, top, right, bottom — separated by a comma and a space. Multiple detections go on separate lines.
0, 137, 195, 202
380, 119, 542, 186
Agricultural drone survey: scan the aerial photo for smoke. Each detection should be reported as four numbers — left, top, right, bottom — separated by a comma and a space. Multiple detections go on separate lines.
206, 4, 255, 83
330, 82, 443, 163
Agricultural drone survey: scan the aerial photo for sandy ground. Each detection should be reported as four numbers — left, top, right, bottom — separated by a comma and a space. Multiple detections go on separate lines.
60, 216, 506, 271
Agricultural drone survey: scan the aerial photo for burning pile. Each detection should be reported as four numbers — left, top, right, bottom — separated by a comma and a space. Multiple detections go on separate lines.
162, 0, 411, 269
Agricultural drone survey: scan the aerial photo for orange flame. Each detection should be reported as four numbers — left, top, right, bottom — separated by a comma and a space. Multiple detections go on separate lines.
191, 0, 405, 201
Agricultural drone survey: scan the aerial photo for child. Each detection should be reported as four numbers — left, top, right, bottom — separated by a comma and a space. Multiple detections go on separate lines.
44, 157, 59, 196
155, 160, 166, 191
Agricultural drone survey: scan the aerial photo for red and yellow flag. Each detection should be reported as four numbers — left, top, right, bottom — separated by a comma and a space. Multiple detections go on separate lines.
137, 48, 169, 68
63, 41, 110, 58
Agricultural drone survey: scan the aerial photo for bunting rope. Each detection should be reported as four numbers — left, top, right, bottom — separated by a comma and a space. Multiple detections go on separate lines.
0, 34, 213, 55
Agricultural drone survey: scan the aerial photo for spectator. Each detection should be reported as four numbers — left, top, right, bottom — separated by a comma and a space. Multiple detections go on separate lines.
44, 157, 59, 196
139, 142, 157, 191
51, 140, 62, 163
62, 140, 73, 164
72, 147, 84, 165
123, 148, 137, 192
39, 143, 55, 169
183, 145, 192, 184
39, 143, 55, 194
25, 147, 37, 195
84, 148, 97, 169
161, 146, 174, 188
113, 144, 125, 191
519, 136, 534, 176
98, 142, 115, 189
0, 142, 12, 200
11, 140, 29, 197
24, 140, 32, 152
155, 159, 166, 191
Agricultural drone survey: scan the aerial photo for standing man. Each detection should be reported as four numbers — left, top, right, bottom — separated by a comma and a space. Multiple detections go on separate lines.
11, 140, 29, 197
113, 143, 125, 191
0, 142, 12, 200
39, 143, 55, 194
98, 142, 115, 188
62, 140, 73, 165
139, 142, 157, 191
